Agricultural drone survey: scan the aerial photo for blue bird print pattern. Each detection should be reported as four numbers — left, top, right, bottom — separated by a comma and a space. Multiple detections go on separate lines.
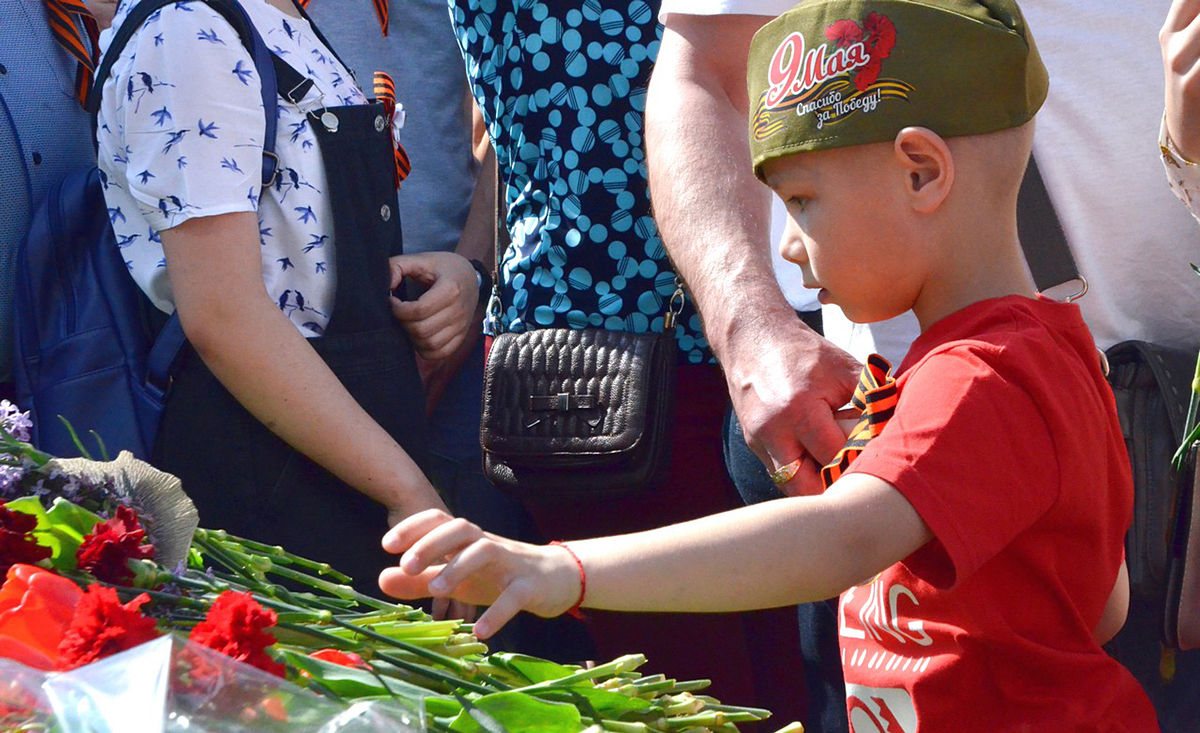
452, 0, 709, 363
96, 0, 371, 338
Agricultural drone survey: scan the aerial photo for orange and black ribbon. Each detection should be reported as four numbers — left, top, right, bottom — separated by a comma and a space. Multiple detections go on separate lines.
373, 71, 412, 188
295, 0, 388, 36
820, 353, 898, 490
45, 0, 100, 107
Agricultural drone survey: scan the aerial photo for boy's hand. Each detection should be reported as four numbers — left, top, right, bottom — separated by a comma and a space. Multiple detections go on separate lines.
390, 253, 480, 361
379, 510, 581, 639
1163, 0, 1200, 161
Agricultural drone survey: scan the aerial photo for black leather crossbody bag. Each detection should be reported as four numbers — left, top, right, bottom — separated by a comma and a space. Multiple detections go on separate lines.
479, 163, 683, 500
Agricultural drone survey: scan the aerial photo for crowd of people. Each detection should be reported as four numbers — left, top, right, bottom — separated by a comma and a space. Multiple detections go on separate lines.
3, 0, 1200, 730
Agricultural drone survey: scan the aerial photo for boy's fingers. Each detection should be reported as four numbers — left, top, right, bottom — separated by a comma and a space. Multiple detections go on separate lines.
378, 564, 442, 599
431, 539, 501, 596
1165, 0, 1200, 34
382, 509, 455, 554
400, 517, 485, 574
473, 585, 530, 640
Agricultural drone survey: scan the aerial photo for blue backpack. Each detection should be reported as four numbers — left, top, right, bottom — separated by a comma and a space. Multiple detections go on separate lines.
14, 0, 281, 458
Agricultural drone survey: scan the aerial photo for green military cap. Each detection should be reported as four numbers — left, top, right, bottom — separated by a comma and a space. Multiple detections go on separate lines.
747, 0, 1048, 178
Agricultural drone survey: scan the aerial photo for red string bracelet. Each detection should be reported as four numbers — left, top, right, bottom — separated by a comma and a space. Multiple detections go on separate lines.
549, 541, 586, 619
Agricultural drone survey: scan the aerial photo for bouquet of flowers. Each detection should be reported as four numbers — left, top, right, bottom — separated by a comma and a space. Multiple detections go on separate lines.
0, 403, 791, 733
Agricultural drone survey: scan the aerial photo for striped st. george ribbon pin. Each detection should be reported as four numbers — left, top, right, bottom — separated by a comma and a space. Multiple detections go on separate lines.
820, 353, 899, 490
44, 0, 100, 107
373, 71, 412, 188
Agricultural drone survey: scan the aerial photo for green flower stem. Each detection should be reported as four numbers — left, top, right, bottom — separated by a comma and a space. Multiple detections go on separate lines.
326, 616, 499, 685
370, 650, 495, 696
702, 703, 773, 718
322, 619, 458, 640
441, 643, 489, 657
598, 720, 655, 733
516, 655, 647, 692
214, 531, 353, 584
192, 532, 268, 586
663, 711, 765, 729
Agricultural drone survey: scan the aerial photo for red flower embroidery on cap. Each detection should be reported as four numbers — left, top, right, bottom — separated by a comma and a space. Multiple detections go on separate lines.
76, 506, 155, 585
0, 503, 51, 578
855, 12, 897, 91
189, 591, 284, 677
56, 585, 159, 671
825, 19, 864, 47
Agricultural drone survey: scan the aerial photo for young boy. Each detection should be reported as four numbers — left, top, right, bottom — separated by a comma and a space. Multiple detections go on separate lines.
378, 1, 1159, 729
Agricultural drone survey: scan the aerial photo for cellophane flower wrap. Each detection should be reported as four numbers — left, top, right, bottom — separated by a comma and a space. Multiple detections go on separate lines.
0, 401, 787, 733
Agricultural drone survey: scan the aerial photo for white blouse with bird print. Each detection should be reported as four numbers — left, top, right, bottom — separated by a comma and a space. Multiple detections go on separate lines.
97, 0, 371, 337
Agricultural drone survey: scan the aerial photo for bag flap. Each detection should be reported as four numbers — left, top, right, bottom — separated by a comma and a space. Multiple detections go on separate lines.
481, 329, 671, 458
1106, 340, 1195, 444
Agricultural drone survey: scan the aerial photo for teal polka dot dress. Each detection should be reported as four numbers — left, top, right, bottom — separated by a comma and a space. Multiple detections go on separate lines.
452, 0, 710, 364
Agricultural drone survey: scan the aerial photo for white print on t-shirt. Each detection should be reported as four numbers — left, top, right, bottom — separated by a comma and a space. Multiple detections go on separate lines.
840, 581, 933, 646
845, 683, 917, 733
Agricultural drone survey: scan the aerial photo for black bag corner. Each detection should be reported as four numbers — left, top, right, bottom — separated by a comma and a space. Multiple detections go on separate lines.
1105, 339, 1198, 648
480, 327, 676, 501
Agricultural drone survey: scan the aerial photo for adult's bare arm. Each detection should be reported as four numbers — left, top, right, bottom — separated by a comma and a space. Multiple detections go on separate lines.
645, 14, 860, 494
162, 212, 448, 523
1163, 0, 1200, 161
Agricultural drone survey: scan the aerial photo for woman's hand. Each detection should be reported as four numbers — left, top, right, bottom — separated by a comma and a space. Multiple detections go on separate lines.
1163, 0, 1200, 161
379, 510, 581, 639
390, 253, 480, 361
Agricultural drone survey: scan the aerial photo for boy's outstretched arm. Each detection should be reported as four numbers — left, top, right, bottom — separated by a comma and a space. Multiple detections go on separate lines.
379, 474, 933, 638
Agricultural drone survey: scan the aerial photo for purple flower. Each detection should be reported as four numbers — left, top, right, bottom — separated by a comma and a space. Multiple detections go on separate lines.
0, 401, 32, 443
0, 464, 26, 494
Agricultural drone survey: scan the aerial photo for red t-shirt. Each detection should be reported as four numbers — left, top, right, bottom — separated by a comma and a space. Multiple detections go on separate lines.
840, 295, 1158, 732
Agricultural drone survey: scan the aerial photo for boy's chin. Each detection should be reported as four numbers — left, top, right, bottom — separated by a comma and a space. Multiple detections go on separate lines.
836, 301, 910, 325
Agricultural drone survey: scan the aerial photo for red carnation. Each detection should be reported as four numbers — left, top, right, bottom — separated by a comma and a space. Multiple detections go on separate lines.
0, 503, 51, 578
76, 506, 155, 585
56, 585, 159, 671
825, 19, 864, 47
189, 591, 284, 677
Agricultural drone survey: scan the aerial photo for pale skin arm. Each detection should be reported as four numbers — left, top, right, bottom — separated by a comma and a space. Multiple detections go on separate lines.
1162, 0, 1200, 162
645, 15, 861, 494
379, 472, 933, 639
162, 212, 448, 523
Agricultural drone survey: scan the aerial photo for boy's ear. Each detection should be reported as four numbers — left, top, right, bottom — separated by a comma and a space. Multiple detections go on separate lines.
893, 127, 954, 215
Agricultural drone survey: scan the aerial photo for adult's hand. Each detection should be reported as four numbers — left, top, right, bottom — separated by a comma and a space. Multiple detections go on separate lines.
646, 14, 859, 494
726, 316, 861, 496
390, 252, 480, 361
1163, 0, 1200, 161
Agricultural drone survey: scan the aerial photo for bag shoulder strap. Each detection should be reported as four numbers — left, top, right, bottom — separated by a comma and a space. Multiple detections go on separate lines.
1016, 156, 1083, 292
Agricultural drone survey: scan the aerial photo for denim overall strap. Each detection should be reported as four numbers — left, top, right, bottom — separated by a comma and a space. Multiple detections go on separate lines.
307, 101, 403, 335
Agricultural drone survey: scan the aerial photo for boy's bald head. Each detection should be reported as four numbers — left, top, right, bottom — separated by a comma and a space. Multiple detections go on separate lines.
746, 0, 1047, 179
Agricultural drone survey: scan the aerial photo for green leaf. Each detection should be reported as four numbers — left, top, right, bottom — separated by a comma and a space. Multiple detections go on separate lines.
45, 497, 104, 537
279, 649, 442, 702
489, 653, 578, 684
531, 687, 654, 720
448, 692, 585, 733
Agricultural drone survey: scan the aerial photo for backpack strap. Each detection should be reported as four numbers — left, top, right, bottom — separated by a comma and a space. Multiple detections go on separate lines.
87, 0, 292, 393
87, 0, 281, 188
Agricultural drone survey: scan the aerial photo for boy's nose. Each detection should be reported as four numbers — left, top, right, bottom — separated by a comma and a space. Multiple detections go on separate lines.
779, 217, 808, 265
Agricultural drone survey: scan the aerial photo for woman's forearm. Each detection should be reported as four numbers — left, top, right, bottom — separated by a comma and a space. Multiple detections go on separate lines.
162, 213, 446, 519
